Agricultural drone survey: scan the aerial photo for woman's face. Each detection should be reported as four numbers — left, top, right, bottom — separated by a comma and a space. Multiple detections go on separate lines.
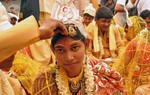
53, 37, 85, 77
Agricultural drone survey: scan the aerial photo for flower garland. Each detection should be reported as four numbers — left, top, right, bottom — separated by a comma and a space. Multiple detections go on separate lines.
55, 61, 95, 95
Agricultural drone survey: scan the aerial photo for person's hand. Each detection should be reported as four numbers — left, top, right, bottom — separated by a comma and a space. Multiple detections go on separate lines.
39, 18, 68, 40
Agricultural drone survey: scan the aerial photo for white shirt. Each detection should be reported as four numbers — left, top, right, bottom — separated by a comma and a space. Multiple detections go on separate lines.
135, 0, 150, 15
116, 0, 126, 6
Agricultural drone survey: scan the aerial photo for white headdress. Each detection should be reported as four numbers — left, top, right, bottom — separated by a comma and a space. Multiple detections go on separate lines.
51, 0, 87, 38
84, 3, 96, 17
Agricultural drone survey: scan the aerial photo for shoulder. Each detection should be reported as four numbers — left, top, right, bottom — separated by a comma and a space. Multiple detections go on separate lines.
32, 64, 56, 94
33, 64, 56, 88
34, 64, 56, 82
110, 24, 119, 34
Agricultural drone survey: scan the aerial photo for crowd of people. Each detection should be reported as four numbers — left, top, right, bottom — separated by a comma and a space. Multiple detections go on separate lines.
0, 0, 150, 95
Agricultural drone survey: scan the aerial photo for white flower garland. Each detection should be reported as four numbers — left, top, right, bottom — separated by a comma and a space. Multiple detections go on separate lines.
55, 62, 95, 95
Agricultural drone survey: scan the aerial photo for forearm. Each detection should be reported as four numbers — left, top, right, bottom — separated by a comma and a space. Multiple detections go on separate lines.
115, 4, 126, 12
0, 16, 40, 62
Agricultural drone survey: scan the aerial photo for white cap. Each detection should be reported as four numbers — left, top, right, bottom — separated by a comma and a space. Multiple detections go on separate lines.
84, 3, 96, 17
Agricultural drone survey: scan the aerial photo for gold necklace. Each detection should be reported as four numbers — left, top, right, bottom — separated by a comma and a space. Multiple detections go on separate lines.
68, 68, 83, 85
68, 68, 84, 93
55, 62, 95, 95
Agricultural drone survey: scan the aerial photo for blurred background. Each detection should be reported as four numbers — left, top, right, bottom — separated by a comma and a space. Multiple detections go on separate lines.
0, 0, 20, 16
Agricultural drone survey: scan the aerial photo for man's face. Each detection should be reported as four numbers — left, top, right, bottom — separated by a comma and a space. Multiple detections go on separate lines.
95, 18, 112, 32
83, 15, 94, 26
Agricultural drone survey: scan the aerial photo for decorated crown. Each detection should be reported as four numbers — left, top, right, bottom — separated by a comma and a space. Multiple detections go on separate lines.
51, 0, 87, 38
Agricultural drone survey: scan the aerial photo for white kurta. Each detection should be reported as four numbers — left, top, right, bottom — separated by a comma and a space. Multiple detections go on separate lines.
39, 0, 55, 14
135, 0, 150, 15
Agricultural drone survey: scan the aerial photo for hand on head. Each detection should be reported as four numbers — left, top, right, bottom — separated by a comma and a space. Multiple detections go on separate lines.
39, 18, 68, 40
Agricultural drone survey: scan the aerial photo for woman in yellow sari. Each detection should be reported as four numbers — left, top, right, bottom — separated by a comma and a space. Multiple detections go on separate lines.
126, 16, 146, 42
113, 28, 150, 95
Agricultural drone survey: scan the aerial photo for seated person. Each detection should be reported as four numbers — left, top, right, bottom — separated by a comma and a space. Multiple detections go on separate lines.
83, 3, 95, 28
113, 28, 150, 95
32, 1, 126, 94
89, 7, 124, 61
32, 20, 126, 95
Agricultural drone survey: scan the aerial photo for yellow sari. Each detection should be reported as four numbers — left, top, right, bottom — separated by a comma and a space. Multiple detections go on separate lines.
113, 29, 150, 95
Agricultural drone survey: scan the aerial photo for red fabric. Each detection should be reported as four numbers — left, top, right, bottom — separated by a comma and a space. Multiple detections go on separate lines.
89, 60, 126, 95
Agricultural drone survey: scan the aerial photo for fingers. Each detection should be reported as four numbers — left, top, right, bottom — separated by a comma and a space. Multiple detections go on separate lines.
40, 18, 68, 39
54, 28, 63, 35
57, 21, 68, 35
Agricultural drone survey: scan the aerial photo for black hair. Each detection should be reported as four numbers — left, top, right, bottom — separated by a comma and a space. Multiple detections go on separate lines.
51, 23, 86, 48
10, 17, 17, 21
83, 13, 94, 19
95, 6, 113, 20
140, 10, 150, 19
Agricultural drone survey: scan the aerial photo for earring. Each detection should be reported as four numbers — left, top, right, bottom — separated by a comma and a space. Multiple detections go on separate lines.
84, 53, 88, 65
55, 60, 60, 69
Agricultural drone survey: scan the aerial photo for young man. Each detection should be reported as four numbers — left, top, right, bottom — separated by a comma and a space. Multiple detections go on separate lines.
89, 7, 124, 60
83, 3, 96, 27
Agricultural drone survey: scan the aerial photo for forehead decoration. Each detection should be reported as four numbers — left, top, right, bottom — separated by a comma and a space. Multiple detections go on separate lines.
64, 20, 87, 38
68, 25, 77, 37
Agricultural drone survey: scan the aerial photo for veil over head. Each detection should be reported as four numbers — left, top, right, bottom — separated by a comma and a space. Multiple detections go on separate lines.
112, 28, 150, 95
127, 16, 146, 41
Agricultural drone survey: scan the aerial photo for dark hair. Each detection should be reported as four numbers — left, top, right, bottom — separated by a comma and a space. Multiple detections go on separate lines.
95, 6, 113, 20
140, 10, 150, 19
83, 13, 94, 19
51, 23, 86, 48
10, 7, 14, 9
11, 17, 17, 21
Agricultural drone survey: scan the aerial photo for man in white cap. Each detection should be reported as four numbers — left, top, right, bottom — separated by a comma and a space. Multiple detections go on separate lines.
83, 3, 96, 27
82, 3, 99, 60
